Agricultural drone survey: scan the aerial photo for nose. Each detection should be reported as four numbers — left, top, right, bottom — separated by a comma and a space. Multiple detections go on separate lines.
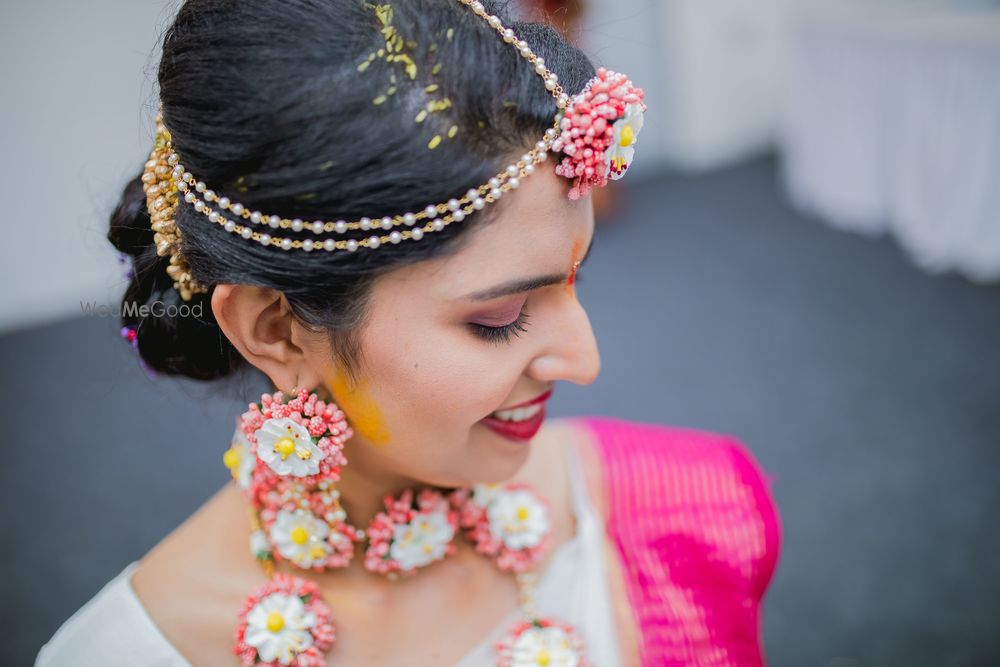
527, 291, 601, 386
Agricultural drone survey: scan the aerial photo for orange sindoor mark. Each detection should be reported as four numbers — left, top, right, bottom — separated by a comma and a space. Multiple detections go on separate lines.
327, 372, 392, 447
565, 236, 583, 295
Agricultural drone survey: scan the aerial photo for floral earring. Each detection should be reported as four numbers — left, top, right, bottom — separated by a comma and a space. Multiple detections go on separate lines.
231, 388, 359, 570
230, 388, 464, 577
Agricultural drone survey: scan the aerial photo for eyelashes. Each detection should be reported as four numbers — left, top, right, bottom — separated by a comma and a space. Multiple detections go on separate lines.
469, 307, 531, 346
468, 268, 587, 346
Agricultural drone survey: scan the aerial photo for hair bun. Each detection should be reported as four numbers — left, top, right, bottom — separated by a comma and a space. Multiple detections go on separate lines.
108, 173, 243, 380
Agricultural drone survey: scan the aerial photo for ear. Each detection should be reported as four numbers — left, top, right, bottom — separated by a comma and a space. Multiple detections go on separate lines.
211, 284, 326, 393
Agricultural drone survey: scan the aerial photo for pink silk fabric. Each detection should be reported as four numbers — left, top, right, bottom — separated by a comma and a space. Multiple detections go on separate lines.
571, 416, 782, 666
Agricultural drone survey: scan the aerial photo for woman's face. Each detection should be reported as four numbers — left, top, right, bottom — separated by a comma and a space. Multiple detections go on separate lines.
307, 164, 600, 487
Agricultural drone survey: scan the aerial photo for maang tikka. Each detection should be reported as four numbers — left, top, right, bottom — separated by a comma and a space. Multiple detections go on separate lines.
224, 388, 589, 666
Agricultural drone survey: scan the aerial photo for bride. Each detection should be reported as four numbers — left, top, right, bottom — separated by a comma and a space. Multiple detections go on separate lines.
36, 0, 781, 665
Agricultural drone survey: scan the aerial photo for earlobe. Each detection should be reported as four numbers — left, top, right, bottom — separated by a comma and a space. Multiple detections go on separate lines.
211, 284, 307, 392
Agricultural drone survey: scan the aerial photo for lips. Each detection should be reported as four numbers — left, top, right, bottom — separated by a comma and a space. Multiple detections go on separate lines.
479, 388, 554, 442
494, 388, 553, 412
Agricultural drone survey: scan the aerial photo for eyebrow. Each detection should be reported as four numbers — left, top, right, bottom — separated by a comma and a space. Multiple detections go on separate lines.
461, 233, 596, 302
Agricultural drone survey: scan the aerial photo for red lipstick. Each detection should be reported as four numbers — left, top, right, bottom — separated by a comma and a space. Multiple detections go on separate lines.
479, 388, 553, 442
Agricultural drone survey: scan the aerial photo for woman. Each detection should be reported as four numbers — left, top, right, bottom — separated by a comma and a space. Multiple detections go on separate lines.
36, 0, 781, 665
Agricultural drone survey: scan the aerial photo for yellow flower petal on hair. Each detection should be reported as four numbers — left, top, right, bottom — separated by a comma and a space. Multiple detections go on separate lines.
428, 135, 442, 150
391, 53, 416, 79
374, 4, 393, 25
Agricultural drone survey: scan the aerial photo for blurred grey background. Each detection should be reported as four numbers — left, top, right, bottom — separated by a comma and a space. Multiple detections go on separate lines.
2, 1, 999, 665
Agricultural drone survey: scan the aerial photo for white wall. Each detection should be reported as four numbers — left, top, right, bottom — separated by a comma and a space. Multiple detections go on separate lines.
0, 0, 173, 333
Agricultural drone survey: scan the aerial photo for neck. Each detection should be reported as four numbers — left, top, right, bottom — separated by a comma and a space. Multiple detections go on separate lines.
333, 432, 461, 531
334, 444, 416, 529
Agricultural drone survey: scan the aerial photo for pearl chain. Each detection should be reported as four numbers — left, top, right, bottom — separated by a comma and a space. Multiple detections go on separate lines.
168, 134, 553, 253
166, 0, 573, 253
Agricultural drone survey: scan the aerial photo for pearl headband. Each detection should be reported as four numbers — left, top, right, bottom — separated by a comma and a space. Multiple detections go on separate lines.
141, 0, 646, 301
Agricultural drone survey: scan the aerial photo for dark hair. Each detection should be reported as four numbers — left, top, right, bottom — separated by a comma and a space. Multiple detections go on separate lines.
108, 0, 595, 385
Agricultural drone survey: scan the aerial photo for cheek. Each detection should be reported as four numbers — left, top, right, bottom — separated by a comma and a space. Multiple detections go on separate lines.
371, 329, 522, 430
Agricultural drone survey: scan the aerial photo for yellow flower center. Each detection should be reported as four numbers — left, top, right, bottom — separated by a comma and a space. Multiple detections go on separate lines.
222, 447, 241, 470
290, 526, 310, 545
275, 437, 296, 459
266, 611, 285, 633
619, 124, 634, 147
535, 648, 552, 665
516, 506, 530, 522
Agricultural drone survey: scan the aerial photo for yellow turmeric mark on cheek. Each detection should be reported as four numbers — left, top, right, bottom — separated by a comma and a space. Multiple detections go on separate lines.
326, 372, 392, 446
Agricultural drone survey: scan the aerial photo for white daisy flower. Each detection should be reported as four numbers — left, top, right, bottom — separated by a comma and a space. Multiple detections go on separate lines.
249, 529, 271, 560
605, 102, 644, 180
223, 429, 257, 489
255, 417, 325, 477
471, 482, 504, 507
270, 508, 332, 568
389, 510, 455, 571
243, 592, 316, 665
510, 626, 580, 666
487, 489, 550, 551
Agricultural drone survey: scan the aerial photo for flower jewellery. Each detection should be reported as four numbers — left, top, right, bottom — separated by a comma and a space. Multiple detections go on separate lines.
140, 0, 647, 302
225, 389, 591, 666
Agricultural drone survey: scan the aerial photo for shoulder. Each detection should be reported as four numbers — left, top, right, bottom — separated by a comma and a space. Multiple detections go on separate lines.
35, 562, 183, 666
126, 483, 261, 663
563, 415, 781, 598
38, 484, 256, 667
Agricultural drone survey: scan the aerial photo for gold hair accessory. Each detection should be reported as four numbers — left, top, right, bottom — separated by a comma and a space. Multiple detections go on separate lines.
142, 121, 210, 301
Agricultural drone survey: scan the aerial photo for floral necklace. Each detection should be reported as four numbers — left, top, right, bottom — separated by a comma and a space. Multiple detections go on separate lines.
222, 389, 590, 666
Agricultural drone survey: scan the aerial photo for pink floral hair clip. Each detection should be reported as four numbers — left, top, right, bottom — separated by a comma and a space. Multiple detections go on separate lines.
553, 66, 647, 200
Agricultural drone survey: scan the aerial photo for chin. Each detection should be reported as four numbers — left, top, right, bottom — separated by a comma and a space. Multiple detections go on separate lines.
466, 423, 534, 482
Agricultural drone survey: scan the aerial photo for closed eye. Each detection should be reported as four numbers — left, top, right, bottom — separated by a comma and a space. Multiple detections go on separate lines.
469, 307, 531, 346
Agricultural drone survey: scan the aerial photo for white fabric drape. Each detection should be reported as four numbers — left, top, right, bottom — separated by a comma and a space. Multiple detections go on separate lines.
779, 8, 1000, 283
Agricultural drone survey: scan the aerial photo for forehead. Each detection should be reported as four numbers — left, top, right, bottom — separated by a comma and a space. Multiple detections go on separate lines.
416, 165, 594, 297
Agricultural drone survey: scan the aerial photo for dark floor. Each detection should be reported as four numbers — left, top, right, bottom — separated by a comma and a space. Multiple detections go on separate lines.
3, 154, 998, 666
